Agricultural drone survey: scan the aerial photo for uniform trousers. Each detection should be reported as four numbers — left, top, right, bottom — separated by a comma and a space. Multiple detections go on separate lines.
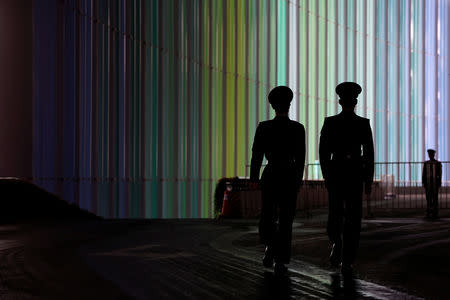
326, 163, 363, 265
258, 167, 298, 264
425, 187, 439, 217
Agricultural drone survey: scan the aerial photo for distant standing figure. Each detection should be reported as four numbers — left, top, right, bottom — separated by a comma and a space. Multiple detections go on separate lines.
422, 149, 442, 219
319, 82, 374, 275
250, 86, 306, 275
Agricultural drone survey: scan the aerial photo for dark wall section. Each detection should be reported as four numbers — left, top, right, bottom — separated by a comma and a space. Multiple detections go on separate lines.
0, 0, 32, 177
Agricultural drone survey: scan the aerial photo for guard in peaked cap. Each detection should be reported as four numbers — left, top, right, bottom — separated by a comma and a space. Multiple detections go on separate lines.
268, 86, 293, 104
423, 148, 441, 219
250, 85, 305, 273
319, 81, 374, 273
335, 82, 362, 99
336, 82, 362, 107
268, 86, 293, 113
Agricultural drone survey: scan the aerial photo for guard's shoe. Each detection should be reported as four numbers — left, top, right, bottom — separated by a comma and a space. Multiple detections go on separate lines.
274, 263, 288, 275
262, 246, 274, 268
341, 263, 354, 277
329, 243, 341, 268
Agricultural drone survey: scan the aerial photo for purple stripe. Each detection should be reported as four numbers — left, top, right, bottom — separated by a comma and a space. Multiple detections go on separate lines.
56, 0, 65, 197
124, 2, 130, 217
74, 0, 81, 205
140, 0, 146, 218
91, 0, 98, 215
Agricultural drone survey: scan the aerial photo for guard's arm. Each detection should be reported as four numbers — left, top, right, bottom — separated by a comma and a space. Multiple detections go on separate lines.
422, 163, 427, 187
319, 118, 331, 184
250, 124, 264, 182
437, 162, 442, 187
362, 119, 375, 193
294, 124, 306, 188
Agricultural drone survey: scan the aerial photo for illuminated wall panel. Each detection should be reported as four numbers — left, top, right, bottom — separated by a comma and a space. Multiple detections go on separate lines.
33, 0, 449, 218
288, 0, 298, 122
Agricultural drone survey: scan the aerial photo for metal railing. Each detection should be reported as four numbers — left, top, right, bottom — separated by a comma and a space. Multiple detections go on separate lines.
304, 161, 450, 210
242, 161, 450, 212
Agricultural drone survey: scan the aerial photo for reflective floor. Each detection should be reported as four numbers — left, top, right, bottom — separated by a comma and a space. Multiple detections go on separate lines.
0, 212, 448, 299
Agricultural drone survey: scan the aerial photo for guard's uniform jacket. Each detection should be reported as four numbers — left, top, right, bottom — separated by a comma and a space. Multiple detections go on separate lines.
319, 111, 374, 265
250, 115, 305, 264
422, 159, 442, 217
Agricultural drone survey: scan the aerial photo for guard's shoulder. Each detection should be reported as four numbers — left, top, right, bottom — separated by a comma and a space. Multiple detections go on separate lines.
357, 115, 370, 122
291, 121, 305, 134
257, 120, 270, 127
325, 115, 338, 123
256, 120, 271, 131
289, 119, 304, 128
356, 116, 371, 127
320, 116, 334, 132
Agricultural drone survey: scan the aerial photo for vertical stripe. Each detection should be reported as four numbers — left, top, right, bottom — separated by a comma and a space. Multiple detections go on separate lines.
266, 0, 270, 119
91, 0, 98, 214
74, 0, 81, 206
305, 0, 309, 163
156, 0, 163, 217
222, 0, 227, 183
421, 0, 426, 161
208, 0, 213, 217
234, 0, 238, 178
363, 0, 367, 117
296, 1, 300, 122
198, 0, 203, 218
244, 0, 249, 179
324, 0, 328, 118
313, 0, 319, 161
56, 0, 64, 197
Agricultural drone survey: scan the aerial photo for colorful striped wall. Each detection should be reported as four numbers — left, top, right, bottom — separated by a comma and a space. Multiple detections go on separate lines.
33, 0, 449, 218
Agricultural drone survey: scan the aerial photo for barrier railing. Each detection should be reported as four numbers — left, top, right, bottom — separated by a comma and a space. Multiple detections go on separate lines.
241, 162, 450, 216
304, 161, 450, 210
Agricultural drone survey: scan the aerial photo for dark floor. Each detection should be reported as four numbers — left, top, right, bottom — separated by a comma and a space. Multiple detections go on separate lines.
0, 210, 448, 299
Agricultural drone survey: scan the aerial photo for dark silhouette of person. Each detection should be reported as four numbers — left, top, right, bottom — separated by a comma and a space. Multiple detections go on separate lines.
250, 86, 306, 274
422, 149, 442, 219
319, 82, 374, 275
